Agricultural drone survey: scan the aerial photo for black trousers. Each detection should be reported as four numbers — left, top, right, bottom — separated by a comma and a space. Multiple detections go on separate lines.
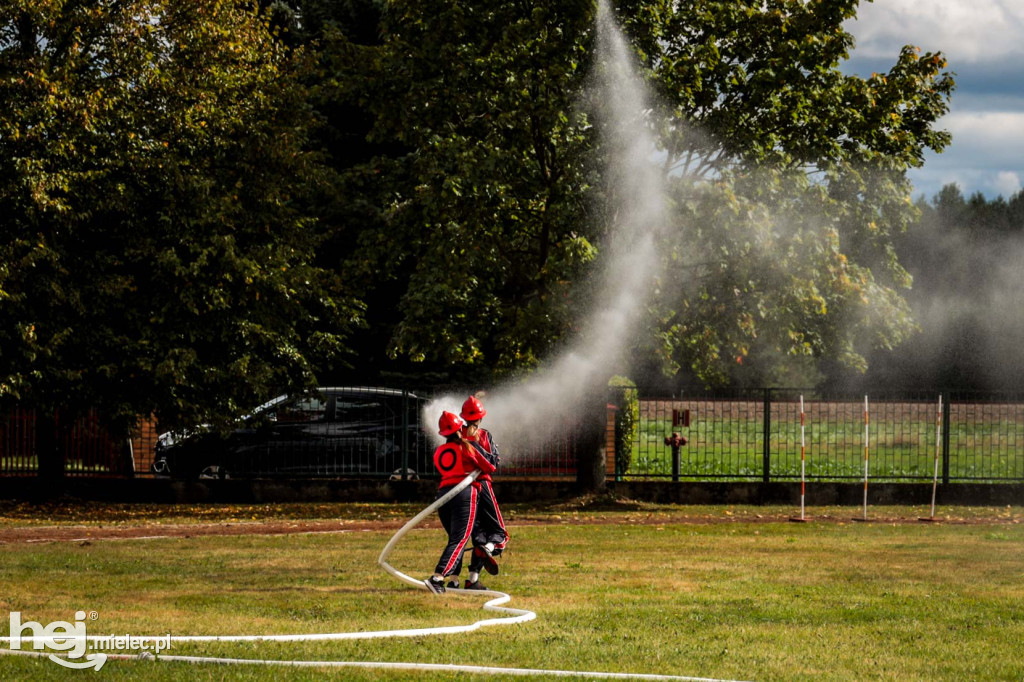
473, 480, 508, 546
434, 484, 478, 577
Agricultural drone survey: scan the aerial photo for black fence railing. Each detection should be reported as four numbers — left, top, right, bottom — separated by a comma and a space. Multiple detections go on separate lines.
0, 409, 138, 478
4, 388, 1023, 483
0, 387, 581, 481
620, 389, 1024, 482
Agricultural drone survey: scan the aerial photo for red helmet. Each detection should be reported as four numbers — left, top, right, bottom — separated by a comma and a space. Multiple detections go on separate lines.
460, 396, 486, 422
438, 411, 465, 437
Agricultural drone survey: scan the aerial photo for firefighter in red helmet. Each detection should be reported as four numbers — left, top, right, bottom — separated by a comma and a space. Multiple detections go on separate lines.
424, 410, 496, 595
460, 395, 508, 582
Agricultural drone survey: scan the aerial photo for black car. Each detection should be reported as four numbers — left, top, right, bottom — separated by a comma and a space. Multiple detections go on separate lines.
150, 387, 430, 480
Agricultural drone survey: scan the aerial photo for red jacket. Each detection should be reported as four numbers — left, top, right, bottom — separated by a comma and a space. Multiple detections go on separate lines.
461, 427, 500, 483
433, 441, 496, 489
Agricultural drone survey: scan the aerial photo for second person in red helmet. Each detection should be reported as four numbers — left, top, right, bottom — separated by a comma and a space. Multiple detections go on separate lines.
460, 395, 508, 579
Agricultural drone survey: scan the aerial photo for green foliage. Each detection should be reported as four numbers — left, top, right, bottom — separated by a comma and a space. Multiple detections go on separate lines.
328, 0, 954, 386
0, 0, 961, 431
608, 376, 639, 476
0, 1, 360, 433
328, 0, 600, 374
619, 0, 954, 384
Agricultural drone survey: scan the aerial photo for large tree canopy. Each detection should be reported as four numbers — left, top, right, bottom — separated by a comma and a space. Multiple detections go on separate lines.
0, 0, 360, 433
622, 0, 954, 385
0, 0, 957, 439
329, 0, 599, 376
331, 0, 953, 386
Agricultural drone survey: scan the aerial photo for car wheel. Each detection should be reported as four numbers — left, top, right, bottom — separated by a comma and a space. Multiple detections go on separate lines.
198, 465, 230, 480
388, 468, 419, 481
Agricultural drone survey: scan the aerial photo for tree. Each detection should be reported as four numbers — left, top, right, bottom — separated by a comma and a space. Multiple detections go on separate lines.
613, 0, 954, 385
330, 0, 953, 387
331, 0, 600, 379
0, 0, 360, 446
250, 0, 426, 384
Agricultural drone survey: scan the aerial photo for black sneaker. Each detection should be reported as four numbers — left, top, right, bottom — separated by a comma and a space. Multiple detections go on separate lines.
464, 580, 488, 590
473, 547, 499, 576
446, 578, 460, 589
423, 577, 446, 595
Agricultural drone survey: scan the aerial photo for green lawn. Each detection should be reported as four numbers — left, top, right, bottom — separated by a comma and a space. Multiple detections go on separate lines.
0, 456, 110, 474
1, 505, 1022, 681
634, 413, 1024, 481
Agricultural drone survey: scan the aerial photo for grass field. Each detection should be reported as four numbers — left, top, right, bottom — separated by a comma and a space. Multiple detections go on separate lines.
1, 502, 1022, 681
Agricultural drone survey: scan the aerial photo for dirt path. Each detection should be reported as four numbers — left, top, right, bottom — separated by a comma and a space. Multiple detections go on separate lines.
0, 519, 409, 544
1, 508, 1018, 544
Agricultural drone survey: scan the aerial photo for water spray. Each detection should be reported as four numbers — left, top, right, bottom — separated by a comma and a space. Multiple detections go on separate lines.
427, 0, 675, 462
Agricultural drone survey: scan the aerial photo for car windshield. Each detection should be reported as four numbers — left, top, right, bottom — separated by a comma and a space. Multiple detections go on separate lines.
274, 396, 329, 423
251, 394, 291, 416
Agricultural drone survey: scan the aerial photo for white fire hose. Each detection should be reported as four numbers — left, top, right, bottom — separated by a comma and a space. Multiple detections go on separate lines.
376, 471, 535, 630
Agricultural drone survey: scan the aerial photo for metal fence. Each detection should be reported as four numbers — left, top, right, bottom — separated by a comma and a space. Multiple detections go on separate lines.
0, 389, 580, 481
620, 388, 1024, 482
4, 388, 1023, 483
0, 409, 141, 477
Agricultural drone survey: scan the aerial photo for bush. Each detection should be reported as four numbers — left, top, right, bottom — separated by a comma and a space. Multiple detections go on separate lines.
609, 377, 638, 478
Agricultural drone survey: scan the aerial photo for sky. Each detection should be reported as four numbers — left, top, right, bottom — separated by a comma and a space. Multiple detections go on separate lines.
843, 0, 1024, 202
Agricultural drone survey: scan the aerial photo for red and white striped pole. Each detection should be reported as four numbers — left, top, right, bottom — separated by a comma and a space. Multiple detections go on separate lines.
862, 395, 869, 520
930, 395, 943, 519
800, 395, 807, 520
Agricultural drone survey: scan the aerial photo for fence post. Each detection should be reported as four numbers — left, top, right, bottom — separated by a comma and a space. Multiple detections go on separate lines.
122, 438, 136, 478
36, 411, 65, 484
941, 393, 951, 485
575, 389, 607, 492
401, 389, 409, 481
671, 439, 681, 483
762, 388, 771, 483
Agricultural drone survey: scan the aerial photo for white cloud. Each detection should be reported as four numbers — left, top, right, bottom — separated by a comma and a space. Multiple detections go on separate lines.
906, 111, 1024, 198
909, 166, 1024, 201
994, 171, 1022, 198
943, 111, 1024, 164
843, 1, 1024, 199
847, 0, 1024, 62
